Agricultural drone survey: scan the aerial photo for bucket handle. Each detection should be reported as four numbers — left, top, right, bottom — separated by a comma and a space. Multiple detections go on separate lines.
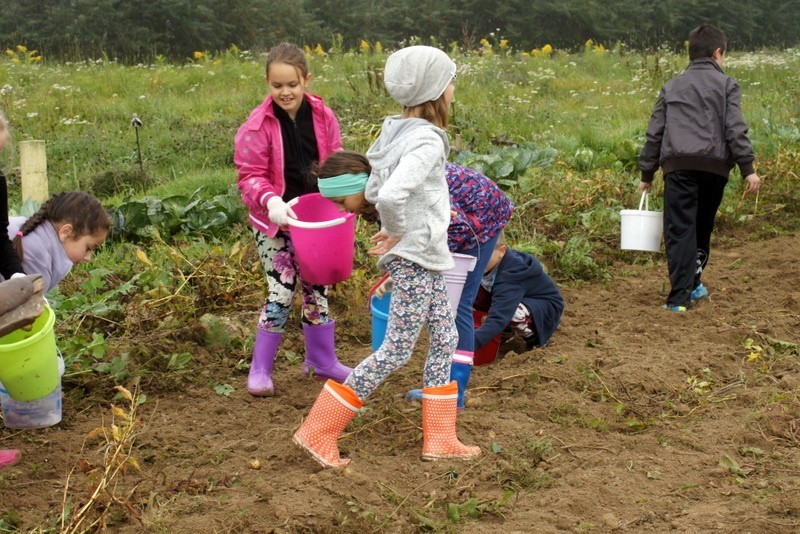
367, 272, 391, 310
286, 217, 348, 229
638, 192, 650, 212
285, 196, 350, 229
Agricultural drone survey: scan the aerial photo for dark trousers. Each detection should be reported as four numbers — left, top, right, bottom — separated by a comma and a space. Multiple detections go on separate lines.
663, 170, 727, 307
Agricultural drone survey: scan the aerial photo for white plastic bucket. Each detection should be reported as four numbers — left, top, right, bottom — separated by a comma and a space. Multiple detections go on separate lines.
443, 253, 477, 313
620, 193, 663, 252
0, 354, 64, 429
0, 382, 62, 429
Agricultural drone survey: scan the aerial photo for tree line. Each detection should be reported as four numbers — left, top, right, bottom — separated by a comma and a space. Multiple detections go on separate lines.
1, 0, 797, 61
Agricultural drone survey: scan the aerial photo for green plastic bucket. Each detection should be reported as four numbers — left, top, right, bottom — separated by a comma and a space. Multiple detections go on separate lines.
0, 305, 59, 402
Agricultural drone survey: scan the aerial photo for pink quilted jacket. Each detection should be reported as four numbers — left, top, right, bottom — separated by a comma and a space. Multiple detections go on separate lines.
234, 93, 342, 237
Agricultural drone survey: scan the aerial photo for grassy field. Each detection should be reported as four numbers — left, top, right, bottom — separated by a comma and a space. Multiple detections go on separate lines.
1, 44, 799, 531
1, 40, 797, 382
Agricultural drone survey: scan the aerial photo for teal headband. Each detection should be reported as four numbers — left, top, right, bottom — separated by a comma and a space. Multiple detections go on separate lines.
317, 172, 369, 198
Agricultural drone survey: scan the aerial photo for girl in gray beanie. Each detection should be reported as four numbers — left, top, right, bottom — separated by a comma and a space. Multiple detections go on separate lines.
294, 46, 481, 466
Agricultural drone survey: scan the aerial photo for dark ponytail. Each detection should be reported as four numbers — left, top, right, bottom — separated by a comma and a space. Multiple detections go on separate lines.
13, 192, 111, 261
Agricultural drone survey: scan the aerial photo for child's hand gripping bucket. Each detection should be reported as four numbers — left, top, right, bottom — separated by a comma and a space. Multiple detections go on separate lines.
443, 253, 477, 313
286, 193, 357, 285
620, 192, 663, 252
0, 305, 60, 402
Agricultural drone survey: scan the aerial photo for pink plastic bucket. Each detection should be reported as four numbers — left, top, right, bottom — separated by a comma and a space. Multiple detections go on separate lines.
443, 253, 477, 313
287, 193, 356, 285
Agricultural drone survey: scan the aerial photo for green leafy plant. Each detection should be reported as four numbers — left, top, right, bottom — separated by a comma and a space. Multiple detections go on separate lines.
109, 186, 246, 241
453, 143, 557, 191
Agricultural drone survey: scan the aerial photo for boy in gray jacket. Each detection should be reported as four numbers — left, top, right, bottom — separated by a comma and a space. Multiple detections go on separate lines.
639, 23, 760, 311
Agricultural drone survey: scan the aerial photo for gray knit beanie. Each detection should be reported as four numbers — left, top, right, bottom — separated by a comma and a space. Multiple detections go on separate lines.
384, 46, 456, 107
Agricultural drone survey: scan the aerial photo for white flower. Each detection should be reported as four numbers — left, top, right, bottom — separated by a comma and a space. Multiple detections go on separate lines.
60, 115, 91, 125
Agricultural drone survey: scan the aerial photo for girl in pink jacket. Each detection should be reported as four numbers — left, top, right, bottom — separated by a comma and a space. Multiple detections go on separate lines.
234, 42, 350, 397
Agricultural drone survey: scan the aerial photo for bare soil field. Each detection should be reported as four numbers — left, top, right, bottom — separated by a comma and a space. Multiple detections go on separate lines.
2, 232, 799, 533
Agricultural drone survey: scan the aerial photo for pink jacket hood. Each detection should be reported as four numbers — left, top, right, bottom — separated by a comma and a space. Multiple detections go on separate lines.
234, 93, 342, 237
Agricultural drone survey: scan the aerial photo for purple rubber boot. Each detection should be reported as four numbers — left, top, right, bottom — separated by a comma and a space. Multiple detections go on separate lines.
302, 321, 352, 383
247, 328, 282, 396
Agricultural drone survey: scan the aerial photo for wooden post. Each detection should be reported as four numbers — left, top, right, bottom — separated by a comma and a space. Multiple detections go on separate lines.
19, 140, 48, 204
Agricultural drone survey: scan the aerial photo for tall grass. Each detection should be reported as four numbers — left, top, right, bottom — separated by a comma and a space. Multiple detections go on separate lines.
2, 47, 796, 195
0, 45, 798, 283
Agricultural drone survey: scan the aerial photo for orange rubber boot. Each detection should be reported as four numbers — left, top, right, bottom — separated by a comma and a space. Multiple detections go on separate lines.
421, 381, 481, 461
293, 380, 362, 467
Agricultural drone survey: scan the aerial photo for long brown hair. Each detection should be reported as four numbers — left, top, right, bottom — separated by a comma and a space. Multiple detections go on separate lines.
13, 192, 111, 260
403, 92, 451, 129
266, 42, 309, 79
314, 151, 379, 223
315, 150, 371, 178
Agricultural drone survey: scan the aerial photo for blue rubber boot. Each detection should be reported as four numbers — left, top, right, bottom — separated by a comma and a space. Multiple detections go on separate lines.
406, 361, 474, 410
450, 362, 473, 410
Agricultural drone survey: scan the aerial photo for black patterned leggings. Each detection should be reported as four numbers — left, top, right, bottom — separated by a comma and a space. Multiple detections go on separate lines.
253, 228, 329, 331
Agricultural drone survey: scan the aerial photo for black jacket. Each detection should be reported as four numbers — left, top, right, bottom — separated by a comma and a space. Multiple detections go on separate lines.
639, 58, 755, 182
1, 172, 24, 279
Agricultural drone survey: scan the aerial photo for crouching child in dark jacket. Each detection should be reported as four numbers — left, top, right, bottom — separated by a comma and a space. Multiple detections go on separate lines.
473, 232, 564, 351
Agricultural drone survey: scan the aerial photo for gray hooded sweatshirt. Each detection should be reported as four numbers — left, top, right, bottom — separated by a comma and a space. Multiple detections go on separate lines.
365, 116, 454, 272
3, 217, 72, 293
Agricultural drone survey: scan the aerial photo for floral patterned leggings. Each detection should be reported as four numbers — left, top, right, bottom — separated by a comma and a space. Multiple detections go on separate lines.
345, 258, 457, 400
253, 228, 329, 331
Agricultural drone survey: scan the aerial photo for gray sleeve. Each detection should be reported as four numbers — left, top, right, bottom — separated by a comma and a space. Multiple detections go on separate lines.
638, 88, 667, 182
724, 79, 755, 177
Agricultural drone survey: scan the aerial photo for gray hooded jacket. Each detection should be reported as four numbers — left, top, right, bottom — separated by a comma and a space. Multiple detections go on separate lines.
365, 116, 454, 272
639, 58, 755, 182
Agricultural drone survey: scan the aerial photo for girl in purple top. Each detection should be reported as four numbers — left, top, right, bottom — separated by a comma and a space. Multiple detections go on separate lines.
386, 162, 514, 408
313, 151, 514, 409
5, 193, 110, 293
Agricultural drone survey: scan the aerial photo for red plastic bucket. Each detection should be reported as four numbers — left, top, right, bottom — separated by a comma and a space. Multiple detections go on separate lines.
472, 309, 501, 366
287, 193, 356, 285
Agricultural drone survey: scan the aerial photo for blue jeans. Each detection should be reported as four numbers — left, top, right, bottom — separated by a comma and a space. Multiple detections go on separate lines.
454, 233, 501, 355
